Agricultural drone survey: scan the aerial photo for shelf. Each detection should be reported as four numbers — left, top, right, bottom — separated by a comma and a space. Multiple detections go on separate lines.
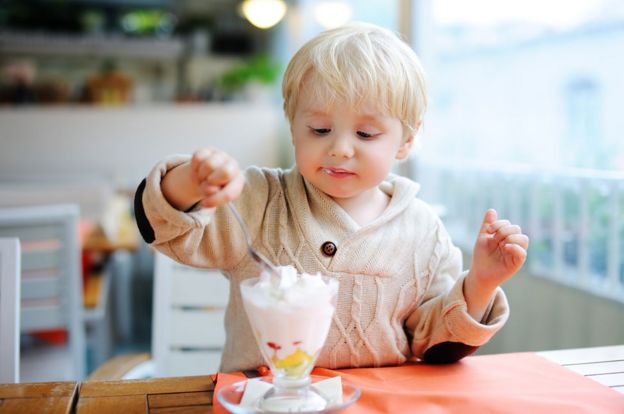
0, 32, 185, 59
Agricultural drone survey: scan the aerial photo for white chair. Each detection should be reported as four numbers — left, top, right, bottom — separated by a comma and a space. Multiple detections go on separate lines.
89, 251, 229, 380
0, 238, 21, 383
151, 252, 229, 377
0, 204, 86, 380
0, 182, 128, 371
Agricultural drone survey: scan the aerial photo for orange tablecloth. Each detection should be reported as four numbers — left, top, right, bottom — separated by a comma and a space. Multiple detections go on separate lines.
213, 352, 624, 413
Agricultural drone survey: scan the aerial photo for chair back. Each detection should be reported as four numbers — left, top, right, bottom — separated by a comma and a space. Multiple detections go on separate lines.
0, 204, 86, 380
0, 238, 21, 383
152, 252, 228, 377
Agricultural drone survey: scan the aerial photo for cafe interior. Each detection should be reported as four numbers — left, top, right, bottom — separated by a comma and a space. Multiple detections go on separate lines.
0, 0, 623, 411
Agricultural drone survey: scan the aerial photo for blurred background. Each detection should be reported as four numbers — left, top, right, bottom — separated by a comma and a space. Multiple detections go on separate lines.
0, 0, 623, 383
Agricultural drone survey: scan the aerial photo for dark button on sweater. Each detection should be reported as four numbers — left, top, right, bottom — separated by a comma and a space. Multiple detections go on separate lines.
321, 241, 337, 257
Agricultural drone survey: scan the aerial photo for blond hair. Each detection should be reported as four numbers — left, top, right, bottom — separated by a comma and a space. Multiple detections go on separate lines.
282, 22, 427, 136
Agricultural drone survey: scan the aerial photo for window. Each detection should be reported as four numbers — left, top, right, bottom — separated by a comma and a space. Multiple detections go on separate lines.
415, 0, 624, 301
564, 78, 603, 169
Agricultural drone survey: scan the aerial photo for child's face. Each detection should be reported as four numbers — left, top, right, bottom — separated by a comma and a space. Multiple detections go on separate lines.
291, 84, 412, 202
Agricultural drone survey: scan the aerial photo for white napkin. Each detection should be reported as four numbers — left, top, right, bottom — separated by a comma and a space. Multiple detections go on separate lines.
239, 376, 343, 410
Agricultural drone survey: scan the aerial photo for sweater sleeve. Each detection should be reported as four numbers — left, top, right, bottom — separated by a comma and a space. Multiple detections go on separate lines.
405, 218, 509, 363
134, 155, 271, 271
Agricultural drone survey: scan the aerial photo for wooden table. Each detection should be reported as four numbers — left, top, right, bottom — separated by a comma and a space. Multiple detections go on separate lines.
77, 376, 214, 414
0, 381, 78, 414
1, 345, 622, 413
0, 376, 214, 414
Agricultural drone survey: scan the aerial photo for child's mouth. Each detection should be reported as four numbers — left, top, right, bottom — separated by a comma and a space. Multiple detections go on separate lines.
321, 167, 355, 178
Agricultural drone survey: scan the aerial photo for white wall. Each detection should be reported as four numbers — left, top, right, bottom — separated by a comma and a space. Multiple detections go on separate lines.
0, 104, 287, 190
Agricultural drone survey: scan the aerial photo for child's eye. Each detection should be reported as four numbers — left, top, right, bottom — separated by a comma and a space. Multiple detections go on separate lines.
311, 128, 331, 135
357, 131, 376, 139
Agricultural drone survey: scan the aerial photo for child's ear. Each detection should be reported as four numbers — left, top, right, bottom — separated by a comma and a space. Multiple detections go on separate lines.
395, 134, 414, 160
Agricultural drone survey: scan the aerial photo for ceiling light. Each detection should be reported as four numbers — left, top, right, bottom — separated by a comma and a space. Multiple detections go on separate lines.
313, 1, 353, 29
241, 0, 287, 29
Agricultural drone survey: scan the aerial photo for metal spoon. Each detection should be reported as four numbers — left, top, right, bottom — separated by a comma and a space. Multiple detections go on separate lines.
227, 203, 281, 282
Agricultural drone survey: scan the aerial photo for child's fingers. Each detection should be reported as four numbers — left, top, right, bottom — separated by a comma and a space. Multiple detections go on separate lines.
191, 148, 241, 205
503, 243, 528, 267
206, 157, 240, 187
191, 148, 216, 174
486, 219, 511, 234
199, 182, 220, 196
192, 148, 231, 180
200, 173, 245, 208
196, 151, 228, 181
191, 148, 213, 166
499, 233, 529, 250
492, 224, 523, 244
478, 209, 497, 233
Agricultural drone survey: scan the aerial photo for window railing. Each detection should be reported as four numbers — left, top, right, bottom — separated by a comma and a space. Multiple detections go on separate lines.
412, 158, 624, 303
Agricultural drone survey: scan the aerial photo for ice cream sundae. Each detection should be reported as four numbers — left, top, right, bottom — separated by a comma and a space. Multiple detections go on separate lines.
240, 266, 339, 411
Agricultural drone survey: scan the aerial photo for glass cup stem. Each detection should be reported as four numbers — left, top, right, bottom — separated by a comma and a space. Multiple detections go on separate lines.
273, 374, 311, 391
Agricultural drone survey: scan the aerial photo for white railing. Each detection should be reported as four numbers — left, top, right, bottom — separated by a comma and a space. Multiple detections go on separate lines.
411, 158, 624, 304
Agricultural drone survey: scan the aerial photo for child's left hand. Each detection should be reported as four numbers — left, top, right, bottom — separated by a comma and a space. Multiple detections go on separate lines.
469, 209, 529, 291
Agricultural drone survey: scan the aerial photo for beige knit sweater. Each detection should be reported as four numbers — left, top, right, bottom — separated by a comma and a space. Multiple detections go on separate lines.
139, 155, 509, 373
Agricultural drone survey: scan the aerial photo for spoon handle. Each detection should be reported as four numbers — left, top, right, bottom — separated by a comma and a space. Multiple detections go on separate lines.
227, 203, 281, 282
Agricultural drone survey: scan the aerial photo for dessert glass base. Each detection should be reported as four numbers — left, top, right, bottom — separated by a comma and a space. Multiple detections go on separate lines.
260, 376, 326, 411
217, 375, 361, 414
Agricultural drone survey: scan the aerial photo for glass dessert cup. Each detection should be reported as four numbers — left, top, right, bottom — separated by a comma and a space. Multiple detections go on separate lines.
240, 274, 339, 412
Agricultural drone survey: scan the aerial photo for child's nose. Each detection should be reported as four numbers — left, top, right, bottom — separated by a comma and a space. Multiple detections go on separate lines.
329, 135, 355, 159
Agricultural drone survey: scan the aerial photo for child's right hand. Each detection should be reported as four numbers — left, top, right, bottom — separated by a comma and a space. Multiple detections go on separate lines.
190, 148, 245, 208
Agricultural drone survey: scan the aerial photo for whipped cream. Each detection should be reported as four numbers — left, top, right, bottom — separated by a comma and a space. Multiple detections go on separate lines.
250, 265, 336, 307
